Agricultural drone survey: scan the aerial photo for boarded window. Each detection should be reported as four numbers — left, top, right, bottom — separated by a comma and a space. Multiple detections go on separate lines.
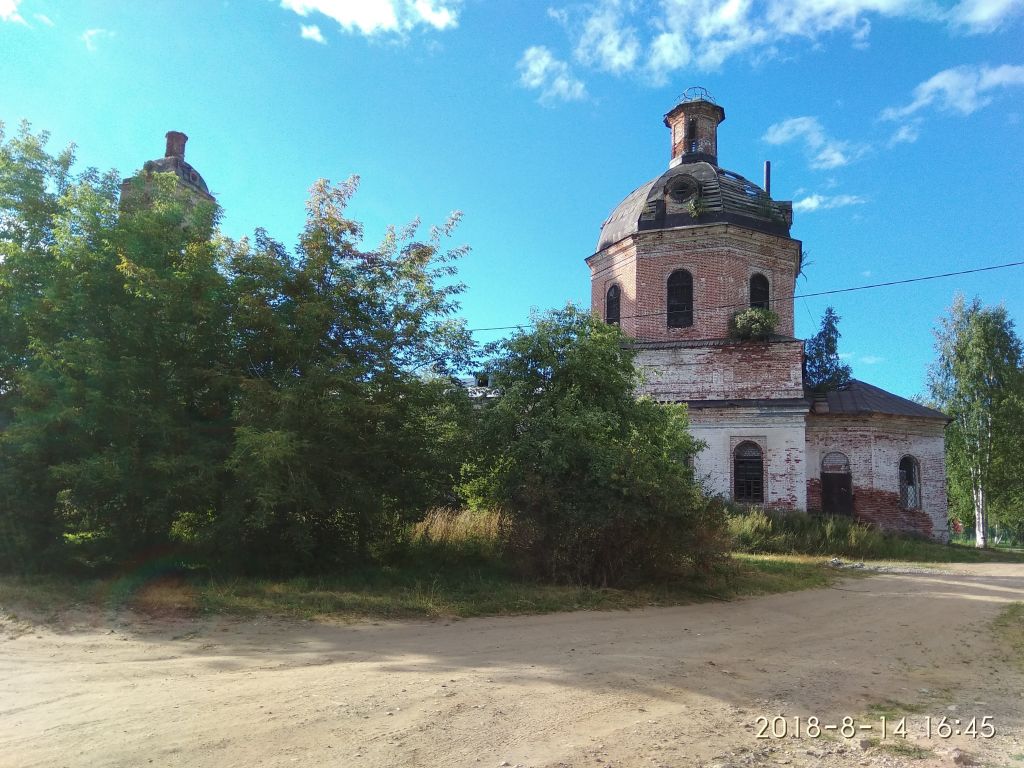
899, 456, 921, 509
667, 269, 694, 328
605, 284, 620, 325
821, 451, 850, 474
750, 273, 770, 310
734, 441, 764, 504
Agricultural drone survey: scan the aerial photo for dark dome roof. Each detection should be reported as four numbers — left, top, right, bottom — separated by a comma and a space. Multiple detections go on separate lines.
141, 155, 213, 199
596, 160, 792, 252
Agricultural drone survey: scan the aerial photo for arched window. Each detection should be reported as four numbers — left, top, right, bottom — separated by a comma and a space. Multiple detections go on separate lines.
605, 284, 620, 325
899, 456, 921, 509
686, 118, 698, 153
667, 270, 693, 328
821, 452, 850, 474
750, 273, 770, 310
734, 442, 764, 503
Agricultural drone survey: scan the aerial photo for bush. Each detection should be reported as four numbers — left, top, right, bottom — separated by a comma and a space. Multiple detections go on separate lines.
729, 308, 779, 341
724, 505, 1000, 561
462, 306, 729, 586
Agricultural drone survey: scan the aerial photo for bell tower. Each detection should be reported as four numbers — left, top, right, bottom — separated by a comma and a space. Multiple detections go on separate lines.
664, 86, 726, 166
585, 89, 808, 511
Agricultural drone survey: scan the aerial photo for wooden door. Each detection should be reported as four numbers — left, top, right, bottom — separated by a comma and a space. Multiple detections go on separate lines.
821, 472, 853, 517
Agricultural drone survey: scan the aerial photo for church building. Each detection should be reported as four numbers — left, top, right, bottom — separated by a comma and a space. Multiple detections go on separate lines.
588, 89, 950, 540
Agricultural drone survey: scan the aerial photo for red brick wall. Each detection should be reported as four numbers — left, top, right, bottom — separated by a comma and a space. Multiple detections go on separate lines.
587, 225, 802, 343
806, 414, 948, 541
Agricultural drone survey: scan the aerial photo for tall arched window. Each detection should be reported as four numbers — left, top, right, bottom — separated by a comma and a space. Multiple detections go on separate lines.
605, 284, 620, 325
750, 273, 770, 310
899, 456, 921, 509
667, 269, 694, 328
686, 118, 698, 153
734, 442, 764, 503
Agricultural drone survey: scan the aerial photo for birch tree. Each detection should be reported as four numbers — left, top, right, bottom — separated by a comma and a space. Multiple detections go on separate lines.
928, 295, 1024, 548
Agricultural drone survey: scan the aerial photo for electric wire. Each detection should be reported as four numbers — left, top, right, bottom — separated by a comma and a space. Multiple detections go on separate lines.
465, 259, 1024, 335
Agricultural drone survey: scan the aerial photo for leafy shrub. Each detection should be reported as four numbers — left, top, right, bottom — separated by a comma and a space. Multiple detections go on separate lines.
462, 306, 729, 586
729, 308, 779, 341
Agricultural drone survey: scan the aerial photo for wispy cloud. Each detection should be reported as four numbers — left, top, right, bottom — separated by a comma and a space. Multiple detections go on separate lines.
33, 13, 53, 26
280, 0, 458, 36
0, 0, 25, 24
793, 193, 867, 213
948, 0, 1024, 32
573, 0, 641, 74
881, 63, 1024, 144
859, 354, 885, 364
525, 0, 1024, 98
763, 116, 867, 170
300, 23, 326, 43
882, 63, 1024, 120
81, 28, 113, 52
517, 45, 587, 105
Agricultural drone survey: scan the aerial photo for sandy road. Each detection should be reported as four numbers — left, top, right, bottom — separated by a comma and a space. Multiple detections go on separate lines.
2, 563, 1023, 768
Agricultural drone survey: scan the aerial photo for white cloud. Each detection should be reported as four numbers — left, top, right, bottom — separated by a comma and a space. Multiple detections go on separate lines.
81, 28, 113, 51
529, 0, 1024, 86
948, 0, 1024, 32
646, 31, 691, 80
887, 121, 920, 146
300, 23, 326, 43
763, 116, 867, 169
882, 63, 1024, 120
860, 354, 885, 364
573, 1, 641, 74
518, 45, 587, 105
793, 193, 867, 212
0, 0, 25, 24
280, 0, 458, 36
33, 13, 53, 26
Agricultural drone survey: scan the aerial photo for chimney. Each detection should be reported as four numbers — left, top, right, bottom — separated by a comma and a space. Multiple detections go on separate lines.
763, 160, 772, 196
663, 87, 726, 167
165, 131, 188, 159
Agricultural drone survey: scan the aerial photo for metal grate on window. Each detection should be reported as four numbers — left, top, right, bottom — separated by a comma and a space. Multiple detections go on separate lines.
734, 442, 764, 503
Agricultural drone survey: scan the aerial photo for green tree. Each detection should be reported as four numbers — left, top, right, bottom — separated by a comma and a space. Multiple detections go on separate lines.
1, 125, 234, 567
804, 306, 853, 393
211, 178, 474, 572
462, 305, 725, 586
928, 295, 1024, 547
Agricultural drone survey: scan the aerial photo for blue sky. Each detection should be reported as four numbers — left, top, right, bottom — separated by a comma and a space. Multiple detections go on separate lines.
2, 0, 1022, 398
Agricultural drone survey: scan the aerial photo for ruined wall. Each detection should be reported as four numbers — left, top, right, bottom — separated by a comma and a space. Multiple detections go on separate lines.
633, 225, 800, 340
805, 414, 948, 541
635, 340, 804, 401
689, 404, 807, 510
587, 224, 801, 343
588, 238, 639, 335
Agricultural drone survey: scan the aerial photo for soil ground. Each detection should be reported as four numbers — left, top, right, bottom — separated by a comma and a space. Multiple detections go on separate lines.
2, 563, 1023, 768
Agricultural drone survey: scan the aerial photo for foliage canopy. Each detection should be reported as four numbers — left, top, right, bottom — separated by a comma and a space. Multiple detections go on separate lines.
462, 306, 727, 585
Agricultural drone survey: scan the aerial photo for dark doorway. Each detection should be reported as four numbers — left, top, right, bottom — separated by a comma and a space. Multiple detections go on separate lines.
821, 451, 853, 516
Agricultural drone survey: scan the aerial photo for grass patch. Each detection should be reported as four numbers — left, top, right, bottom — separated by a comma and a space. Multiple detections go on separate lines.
0, 510, 841, 624
0, 553, 838, 623
993, 602, 1024, 669
879, 741, 931, 759
728, 507, 1024, 563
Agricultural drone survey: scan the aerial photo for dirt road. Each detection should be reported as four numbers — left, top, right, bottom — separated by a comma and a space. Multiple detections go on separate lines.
2, 563, 1023, 768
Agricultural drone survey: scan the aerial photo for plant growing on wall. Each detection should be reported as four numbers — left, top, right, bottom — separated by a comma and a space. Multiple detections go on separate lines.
687, 196, 707, 219
728, 308, 778, 341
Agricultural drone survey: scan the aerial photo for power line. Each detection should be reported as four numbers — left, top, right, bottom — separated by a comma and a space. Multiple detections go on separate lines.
466, 259, 1024, 335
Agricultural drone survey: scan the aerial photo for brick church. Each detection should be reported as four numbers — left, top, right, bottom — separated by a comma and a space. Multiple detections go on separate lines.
588, 89, 950, 540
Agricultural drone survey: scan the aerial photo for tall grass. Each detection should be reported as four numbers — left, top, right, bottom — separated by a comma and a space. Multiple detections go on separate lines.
727, 506, 1024, 562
